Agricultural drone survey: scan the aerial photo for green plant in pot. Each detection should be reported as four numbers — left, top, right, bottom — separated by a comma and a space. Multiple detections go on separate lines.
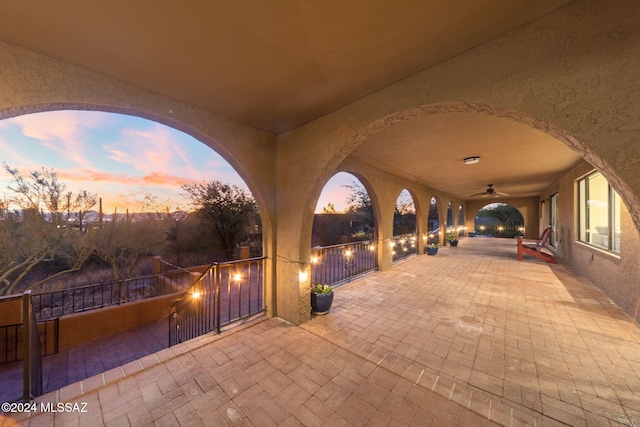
446, 228, 459, 246
426, 242, 439, 255
310, 284, 334, 315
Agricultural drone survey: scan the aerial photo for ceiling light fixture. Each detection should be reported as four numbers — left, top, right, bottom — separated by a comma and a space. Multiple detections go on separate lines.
464, 156, 480, 165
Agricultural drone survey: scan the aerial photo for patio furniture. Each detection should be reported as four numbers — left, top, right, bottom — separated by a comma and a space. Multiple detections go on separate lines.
516, 226, 558, 264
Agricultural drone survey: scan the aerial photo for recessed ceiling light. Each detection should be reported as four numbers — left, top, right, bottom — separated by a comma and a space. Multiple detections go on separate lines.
464, 156, 480, 165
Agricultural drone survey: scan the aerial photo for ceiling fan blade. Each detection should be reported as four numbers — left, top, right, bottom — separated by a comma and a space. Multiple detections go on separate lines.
469, 191, 488, 197
469, 184, 509, 198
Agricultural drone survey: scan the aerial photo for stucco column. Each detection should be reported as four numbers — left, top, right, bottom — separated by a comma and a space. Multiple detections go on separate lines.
437, 202, 447, 246
377, 204, 395, 272
272, 193, 313, 325
416, 212, 426, 255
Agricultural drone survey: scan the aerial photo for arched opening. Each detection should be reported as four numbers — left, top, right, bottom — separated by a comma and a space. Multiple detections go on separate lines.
0, 110, 268, 396
473, 203, 525, 238
313, 172, 373, 246
311, 172, 377, 285
392, 189, 417, 262
0, 110, 262, 294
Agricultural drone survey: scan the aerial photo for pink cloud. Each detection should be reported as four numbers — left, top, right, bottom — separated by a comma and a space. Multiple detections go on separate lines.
8, 111, 105, 168
105, 124, 192, 175
58, 168, 199, 188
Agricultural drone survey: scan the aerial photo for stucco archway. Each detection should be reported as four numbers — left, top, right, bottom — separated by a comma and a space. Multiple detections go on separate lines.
0, 104, 275, 258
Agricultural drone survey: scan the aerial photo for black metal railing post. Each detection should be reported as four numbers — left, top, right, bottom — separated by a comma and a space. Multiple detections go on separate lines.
22, 290, 43, 402
215, 263, 222, 334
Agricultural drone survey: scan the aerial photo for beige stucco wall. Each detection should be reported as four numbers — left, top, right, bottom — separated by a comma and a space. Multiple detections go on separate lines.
539, 160, 640, 316
0, 0, 639, 325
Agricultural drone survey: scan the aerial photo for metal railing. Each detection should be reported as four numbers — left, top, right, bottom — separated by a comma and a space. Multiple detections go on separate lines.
474, 225, 524, 238
392, 233, 418, 262
310, 240, 377, 287
169, 257, 266, 346
23, 290, 43, 401
31, 270, 193, 322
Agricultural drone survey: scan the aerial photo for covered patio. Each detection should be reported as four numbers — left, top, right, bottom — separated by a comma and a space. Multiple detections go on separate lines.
8, 238, 639, 426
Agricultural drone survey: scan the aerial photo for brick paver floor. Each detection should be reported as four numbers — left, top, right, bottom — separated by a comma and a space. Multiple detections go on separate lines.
0, 318, 167, 404
3, 238, 639, 426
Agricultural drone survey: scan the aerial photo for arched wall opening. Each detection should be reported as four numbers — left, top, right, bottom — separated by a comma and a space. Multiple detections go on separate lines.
0, 110, 265, 293
291, 100, 640, 325
473, 203, 525, 238
0, 103, 275, 254
327, 102, 640, 240
310, 172, 378, 287
312, 172, 374, 247
392, 189, 417, 262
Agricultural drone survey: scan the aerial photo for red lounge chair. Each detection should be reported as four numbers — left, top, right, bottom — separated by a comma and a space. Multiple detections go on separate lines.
516, 226, 558, 264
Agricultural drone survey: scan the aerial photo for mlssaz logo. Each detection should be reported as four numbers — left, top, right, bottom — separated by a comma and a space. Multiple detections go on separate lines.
39, 402, 89, 413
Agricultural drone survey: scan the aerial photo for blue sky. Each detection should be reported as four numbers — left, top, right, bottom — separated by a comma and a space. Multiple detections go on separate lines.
0, 110, 360, 213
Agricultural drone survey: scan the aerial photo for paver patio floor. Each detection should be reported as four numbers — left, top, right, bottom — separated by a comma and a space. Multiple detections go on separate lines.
3, 238, 639, 426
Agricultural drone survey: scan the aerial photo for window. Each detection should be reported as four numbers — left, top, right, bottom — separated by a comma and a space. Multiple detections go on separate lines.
549, 193, 558, 247
578, 172, 620, 253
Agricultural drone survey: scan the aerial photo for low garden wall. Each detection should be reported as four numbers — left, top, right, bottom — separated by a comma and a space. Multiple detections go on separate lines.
57, 291, 183, 350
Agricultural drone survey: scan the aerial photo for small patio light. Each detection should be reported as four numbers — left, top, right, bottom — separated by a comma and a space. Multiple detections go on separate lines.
310, 256, 319, 264
299, 270, 308, 283
344, 250, 353, 258
233, 273, 242, 282
192, 291, 201, 300
389, 242, 396, 248
368, 244, 375, 251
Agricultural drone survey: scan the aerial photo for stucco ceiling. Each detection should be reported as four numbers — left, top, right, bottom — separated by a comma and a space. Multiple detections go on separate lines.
350, 113, 582, 199
0, 0, 582, 201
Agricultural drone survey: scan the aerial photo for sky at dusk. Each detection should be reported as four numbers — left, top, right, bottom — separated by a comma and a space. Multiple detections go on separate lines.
0, 110, 358, 214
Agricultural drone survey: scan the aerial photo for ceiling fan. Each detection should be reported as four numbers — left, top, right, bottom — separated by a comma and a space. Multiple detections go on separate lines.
469, 184, 510, 198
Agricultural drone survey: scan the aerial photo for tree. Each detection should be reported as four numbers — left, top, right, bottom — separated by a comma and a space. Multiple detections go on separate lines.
93, 209, 169, 281
0, 163, 97, 294
321, 202, 338, 214
476, 203, 524, 226
343, 181, 374, 226
394, 190, 416, 235
181, 181, 259, 259
72, 189, 97, 233
140, 193, 175, 221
